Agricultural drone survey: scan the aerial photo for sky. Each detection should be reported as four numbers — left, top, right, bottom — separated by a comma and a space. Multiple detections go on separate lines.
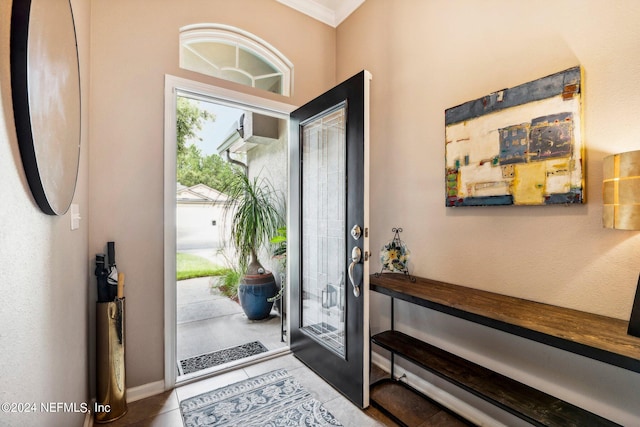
189, 99, 244, 157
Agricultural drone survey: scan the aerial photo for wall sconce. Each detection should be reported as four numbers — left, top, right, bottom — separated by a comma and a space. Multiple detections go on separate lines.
603, 150, 640, 337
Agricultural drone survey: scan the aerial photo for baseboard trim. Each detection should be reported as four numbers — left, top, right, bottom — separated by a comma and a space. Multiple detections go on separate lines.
371, 351, 516, 427
85, 379, 166, 427
127, 380, 166, 402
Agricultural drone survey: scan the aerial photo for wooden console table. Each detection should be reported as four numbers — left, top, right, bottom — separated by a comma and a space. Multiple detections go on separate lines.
369, 273, 640, 426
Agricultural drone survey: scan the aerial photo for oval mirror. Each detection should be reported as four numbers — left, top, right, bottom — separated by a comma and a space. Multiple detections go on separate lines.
10, 0, 81, 215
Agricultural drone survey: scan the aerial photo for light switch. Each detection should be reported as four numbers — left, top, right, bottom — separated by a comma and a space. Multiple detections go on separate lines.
70, 204, 81, 230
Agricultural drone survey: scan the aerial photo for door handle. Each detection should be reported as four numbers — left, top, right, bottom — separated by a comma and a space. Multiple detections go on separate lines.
348, 246, 361, 297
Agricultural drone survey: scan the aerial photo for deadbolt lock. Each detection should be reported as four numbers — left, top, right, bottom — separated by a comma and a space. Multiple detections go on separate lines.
350, 224, 362, 240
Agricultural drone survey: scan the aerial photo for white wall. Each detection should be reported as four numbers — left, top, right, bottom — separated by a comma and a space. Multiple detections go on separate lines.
247, 119, 288, 281
337, 0, 640, 424
176, 203, 226, 250
0, 0, 91, 426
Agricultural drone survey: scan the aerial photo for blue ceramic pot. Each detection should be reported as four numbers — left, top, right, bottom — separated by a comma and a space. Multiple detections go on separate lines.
238, 272, 277, 320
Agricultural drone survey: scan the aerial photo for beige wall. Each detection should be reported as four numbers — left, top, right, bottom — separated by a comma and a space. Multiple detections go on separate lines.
4, 0, 637, 424
89, 0, 640, 421
0, 0, 91, 426
338, 0, 640, 424
89, 0, 335, 388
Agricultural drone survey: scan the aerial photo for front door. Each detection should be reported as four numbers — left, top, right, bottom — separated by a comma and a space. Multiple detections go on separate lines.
289, 70, 371, 408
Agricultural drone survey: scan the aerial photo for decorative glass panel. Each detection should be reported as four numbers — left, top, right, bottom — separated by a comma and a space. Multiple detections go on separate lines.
179, 26, 293, 96
301, 105, 346, 356
255, 75, 282, 94
219, 69, 252, 87
238, 47, 277, 75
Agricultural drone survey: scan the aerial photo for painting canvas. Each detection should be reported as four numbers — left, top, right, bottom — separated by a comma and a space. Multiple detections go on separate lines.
445, 66, 584, 207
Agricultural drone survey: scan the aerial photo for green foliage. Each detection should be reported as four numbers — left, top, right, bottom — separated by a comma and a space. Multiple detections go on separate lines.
270, 226, 287, 269
267, 227, 287, 302
176, 97, 214, 156
175, 97, 239, 191
176, 252, 240, 300
221, 170, 283, 274
177, 144, 238, 190
176, 253, 225, 281
217, 268, 241, 300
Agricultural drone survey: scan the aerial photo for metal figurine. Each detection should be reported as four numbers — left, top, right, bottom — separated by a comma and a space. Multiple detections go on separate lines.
376, 227, 415, 281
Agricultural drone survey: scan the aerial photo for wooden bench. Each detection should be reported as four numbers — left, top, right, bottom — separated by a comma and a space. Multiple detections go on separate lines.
369, 273, 640, 426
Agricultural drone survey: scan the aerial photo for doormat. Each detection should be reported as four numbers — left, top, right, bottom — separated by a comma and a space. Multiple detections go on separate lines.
179, 341, 268, 375
180, 369, 343, 427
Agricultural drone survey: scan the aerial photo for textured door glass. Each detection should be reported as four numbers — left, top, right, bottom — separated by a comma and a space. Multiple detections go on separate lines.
301, 105, 346, 356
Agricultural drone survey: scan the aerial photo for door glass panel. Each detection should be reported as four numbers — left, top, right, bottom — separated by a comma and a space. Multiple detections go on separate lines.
301, 104, 346, 357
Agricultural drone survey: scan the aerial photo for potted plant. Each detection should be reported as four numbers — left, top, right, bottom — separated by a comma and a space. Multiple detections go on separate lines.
268, 227, 287, 312
221, 170, 283, 320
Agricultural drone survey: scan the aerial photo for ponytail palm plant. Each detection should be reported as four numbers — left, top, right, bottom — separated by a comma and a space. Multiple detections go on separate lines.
222, 170, 283, 276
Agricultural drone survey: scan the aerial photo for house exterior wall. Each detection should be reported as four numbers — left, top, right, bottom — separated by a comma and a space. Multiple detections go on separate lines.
176, 185, 230, 252
247, 119, 288, 281
176, 203, 227, 251
337, 0, 640, 424
89, 0, 335, 389
0, 0, 91, 425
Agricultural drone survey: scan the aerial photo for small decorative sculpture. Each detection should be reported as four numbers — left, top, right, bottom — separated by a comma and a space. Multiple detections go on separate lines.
376, 227, 415, 281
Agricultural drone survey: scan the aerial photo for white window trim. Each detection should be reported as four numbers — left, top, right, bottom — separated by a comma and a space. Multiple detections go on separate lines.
180, 24, 294, 96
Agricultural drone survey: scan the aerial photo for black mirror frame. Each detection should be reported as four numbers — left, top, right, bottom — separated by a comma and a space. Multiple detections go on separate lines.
10, 0, 82, 216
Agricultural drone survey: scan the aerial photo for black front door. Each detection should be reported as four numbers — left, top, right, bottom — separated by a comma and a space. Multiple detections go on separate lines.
289, 70, 371, 408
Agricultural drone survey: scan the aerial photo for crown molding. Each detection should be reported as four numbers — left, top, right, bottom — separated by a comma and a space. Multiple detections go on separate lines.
334, 0, 366, 25
277, 0, 365, 27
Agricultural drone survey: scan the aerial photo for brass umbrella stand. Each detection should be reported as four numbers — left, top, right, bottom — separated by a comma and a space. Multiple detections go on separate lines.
95, 242, 127, 423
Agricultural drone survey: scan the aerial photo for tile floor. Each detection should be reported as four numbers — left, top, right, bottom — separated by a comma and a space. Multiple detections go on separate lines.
103, 354, 392, 427
109, 274, 472, 426
106, 354, 472, 426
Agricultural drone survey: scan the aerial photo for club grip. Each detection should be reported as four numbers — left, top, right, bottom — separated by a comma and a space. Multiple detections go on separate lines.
107, 241, 116, 267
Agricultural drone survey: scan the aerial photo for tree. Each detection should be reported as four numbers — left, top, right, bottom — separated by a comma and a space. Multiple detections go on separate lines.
176, 97, 238, 191
177, 144, 238, 190
176, 97, 214, 157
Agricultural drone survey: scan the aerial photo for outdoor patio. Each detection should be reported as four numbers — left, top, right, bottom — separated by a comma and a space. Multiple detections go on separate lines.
176, 276, 287, 379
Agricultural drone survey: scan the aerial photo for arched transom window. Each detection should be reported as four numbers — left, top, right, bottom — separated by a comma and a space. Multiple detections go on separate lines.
180, 24, 293, 96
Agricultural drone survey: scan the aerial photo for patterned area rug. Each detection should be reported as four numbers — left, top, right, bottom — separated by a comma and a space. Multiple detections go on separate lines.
180, 369, 343, 427
179, 341, 268, 375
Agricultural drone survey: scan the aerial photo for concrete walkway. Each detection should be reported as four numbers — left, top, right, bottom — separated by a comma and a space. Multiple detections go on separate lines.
176, 276, 287, 372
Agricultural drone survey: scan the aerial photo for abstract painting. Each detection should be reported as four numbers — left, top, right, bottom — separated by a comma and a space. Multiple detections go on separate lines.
445, 66, 584, 207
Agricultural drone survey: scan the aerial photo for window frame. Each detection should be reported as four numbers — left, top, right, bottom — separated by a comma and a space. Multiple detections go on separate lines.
180, 24, 294, 96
